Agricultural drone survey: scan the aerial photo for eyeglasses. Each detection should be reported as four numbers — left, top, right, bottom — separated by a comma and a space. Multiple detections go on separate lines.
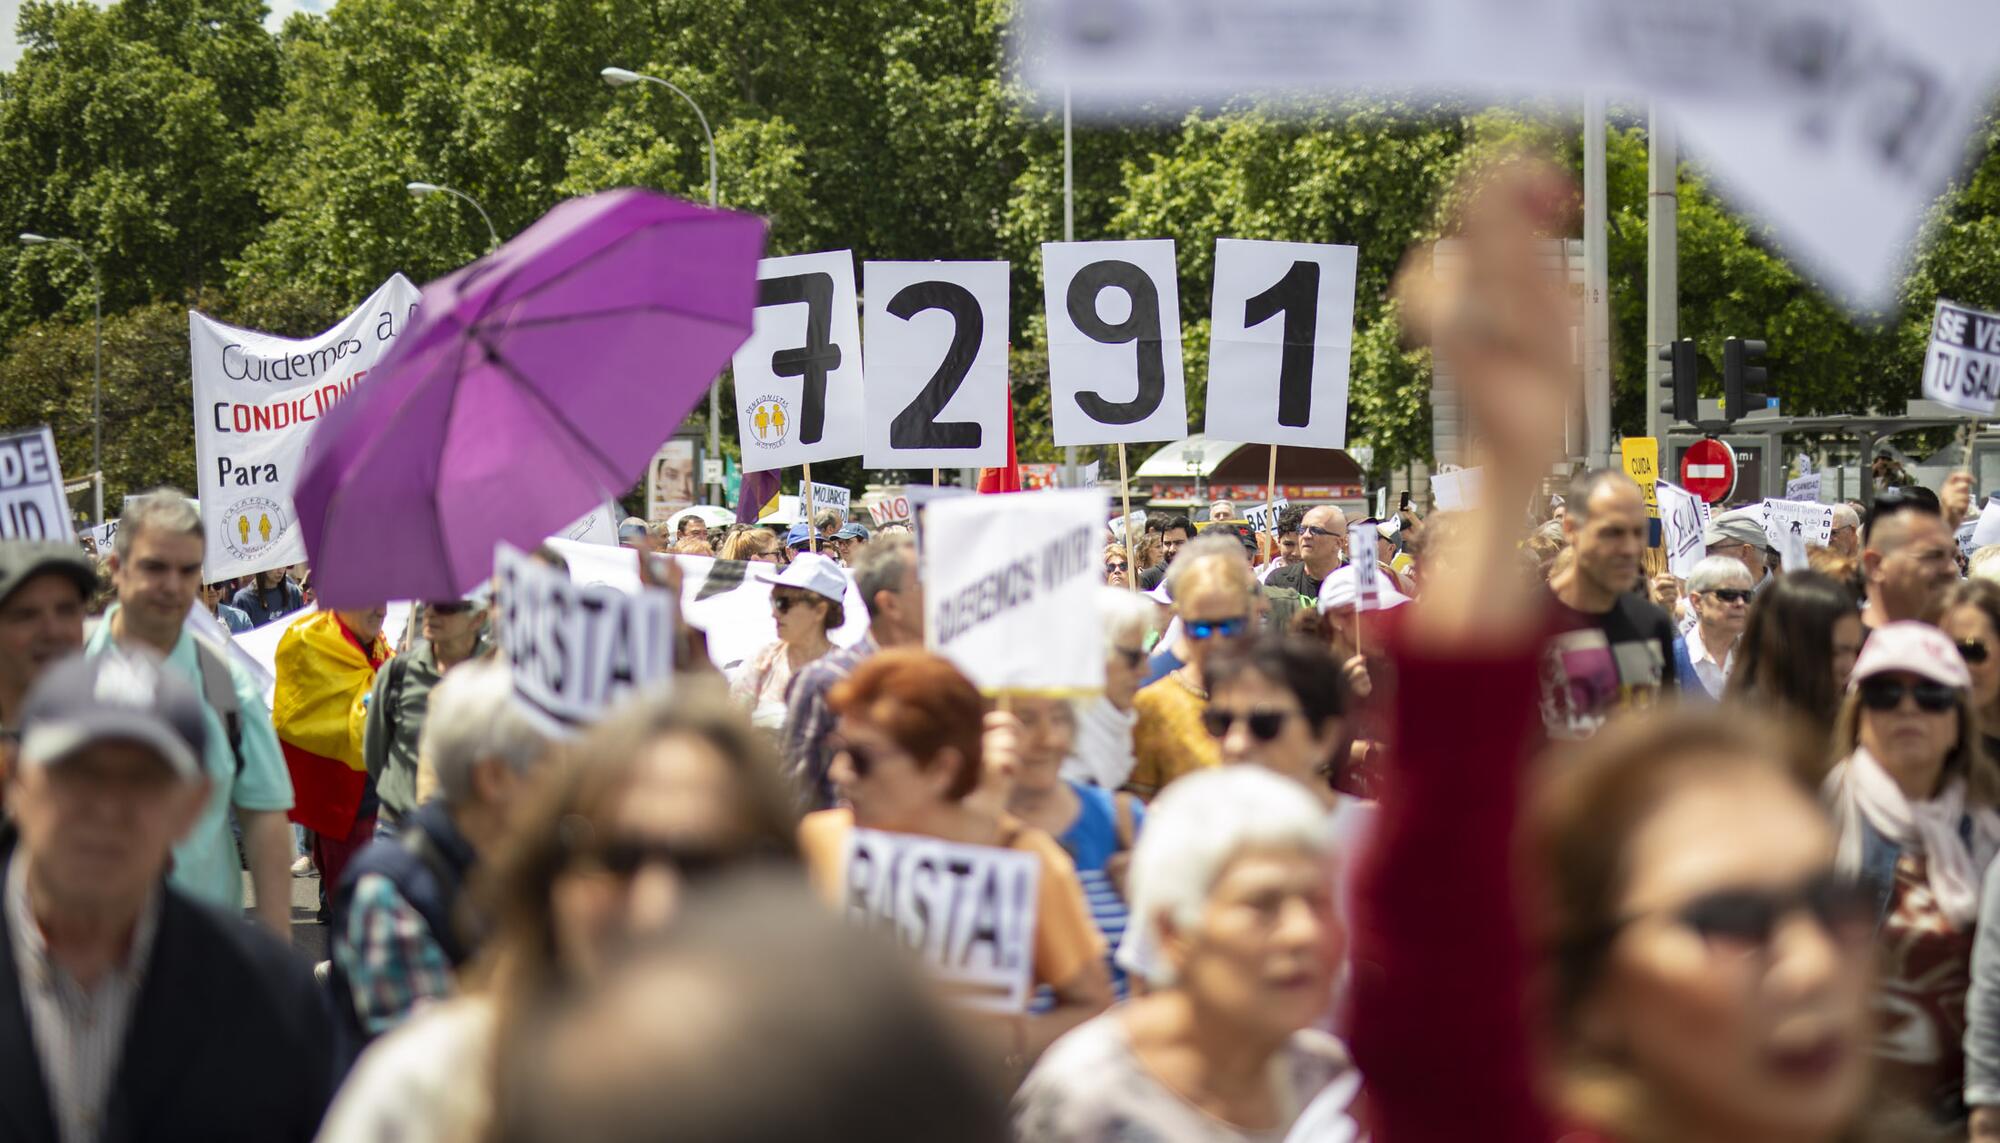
1111, 646, 1146, 669
1202, 708, 1298, 741
1857, 676, 1959, 713
1105, 562, 1129, 575
1186, 616, 1249, 640
1960, 641, 1992, 665
1705, 589, 1752, 605
772, 595, 800, 613
1301, 525, 1343, 538
426, 600, 477, 616
1657, 871, 1873, 954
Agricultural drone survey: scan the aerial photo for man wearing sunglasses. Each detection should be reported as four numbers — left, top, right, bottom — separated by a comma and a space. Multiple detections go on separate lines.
1263, 505, 1346, 604
1678, 555, 1755, 700
1862, 488, 1959, 632
362, 588, 492, 840
1542, 470, 1679, 738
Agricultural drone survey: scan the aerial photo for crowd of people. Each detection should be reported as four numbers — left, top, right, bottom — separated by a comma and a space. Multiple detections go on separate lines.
6, 156, 2000, 1143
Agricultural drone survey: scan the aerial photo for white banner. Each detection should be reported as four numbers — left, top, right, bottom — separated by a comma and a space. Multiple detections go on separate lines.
0, 427, 72, 542
1043, 240, 1189, 447
1205, 239, 1357, 448
1242, 498, 1290, 534
842, 827, 1040, 1014
923, 488, 1107, 693
1761, 499, 1836, 566
494, 543, 675, 733
1921, 298, 2000, 416
191, 275, 421, 580
732, 251, 866, 474
862, 261, 1010, 470
1656, 480, 1713, 579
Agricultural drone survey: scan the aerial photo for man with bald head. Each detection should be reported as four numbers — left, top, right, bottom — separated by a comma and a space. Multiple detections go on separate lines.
1540, 469, 1678, 739
1861, 492, 1957, 630
1263, 504, 1347, 603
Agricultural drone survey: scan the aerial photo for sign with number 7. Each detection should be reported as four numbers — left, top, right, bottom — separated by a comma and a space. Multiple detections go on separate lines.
1204, 239, 1358, 449
729, 250, 867, 474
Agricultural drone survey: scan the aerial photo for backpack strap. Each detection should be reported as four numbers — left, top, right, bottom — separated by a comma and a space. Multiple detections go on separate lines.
191, 639, 245, 779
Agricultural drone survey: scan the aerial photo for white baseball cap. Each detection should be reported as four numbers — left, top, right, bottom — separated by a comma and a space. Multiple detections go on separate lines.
1316, 564, 1411, 613
766, 553, 849, 605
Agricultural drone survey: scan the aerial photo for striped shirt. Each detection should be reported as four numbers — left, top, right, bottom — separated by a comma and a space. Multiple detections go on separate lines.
781, 634, 878, 808
1032, 782, 1142, 1012
6, 853, 160, 1143
334, 873, 455, 1036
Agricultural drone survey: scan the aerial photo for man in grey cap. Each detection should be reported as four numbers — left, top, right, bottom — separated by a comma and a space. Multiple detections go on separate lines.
0, 542, 94, 734
1702, 506, 1771, 587
0, 651, 332, 1141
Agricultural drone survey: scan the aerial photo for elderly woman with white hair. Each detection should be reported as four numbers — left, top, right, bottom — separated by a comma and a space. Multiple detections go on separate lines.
1015, 766, 1359, 1143
1063, 588, 1162, 792
1676, 554, 1754, 699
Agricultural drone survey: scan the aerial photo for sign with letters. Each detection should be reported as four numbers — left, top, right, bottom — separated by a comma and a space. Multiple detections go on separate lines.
1241, 498, 1290, 534
923, 489, 1106, 694
807, 481, 852, 521
1922, 298, 2000, 416
1656, 480, 1713, 579
1761, 497, 1835, 570
1205, 239, 1357, 448
1620, 437, 1661, 519
862, 261, 1010, 470
494, 543, 675, 733
0, 427, 73, 542
191, 275, 421, 580
731, 251, 866, 473
842, 827, 1041, 1014
1785, 474, 1823, 503
1043, 240, 1189, 447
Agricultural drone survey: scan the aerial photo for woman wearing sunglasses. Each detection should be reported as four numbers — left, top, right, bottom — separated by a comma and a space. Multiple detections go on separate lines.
1676, 555, 1755, 700
1201, 637, 1352, 806
1940, 578, 2000, 763
731, 557, 847, 729
1103, 543, 1131, 589
1826, 620, 2000, 1123
1129, 535, 1259, 800
319, 677, 802, 1143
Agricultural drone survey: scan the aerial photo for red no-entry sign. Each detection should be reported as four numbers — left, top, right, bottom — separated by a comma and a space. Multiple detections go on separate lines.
1680, 438, 1737, 504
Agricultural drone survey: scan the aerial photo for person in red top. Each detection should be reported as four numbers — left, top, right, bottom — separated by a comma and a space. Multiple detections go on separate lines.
1351, 155, 1893, 1143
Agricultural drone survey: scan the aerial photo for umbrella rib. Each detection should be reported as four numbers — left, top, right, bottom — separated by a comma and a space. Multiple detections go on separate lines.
428, 336, 477, 597
472, 302, 728, 332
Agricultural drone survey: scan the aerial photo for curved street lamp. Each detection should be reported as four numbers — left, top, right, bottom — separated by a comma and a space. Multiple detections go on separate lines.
19, 233, 103, 526
406, 181, 501, 252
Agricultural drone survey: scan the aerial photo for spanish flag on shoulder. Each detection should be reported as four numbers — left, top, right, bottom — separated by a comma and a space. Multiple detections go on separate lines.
273, 611, 389, 837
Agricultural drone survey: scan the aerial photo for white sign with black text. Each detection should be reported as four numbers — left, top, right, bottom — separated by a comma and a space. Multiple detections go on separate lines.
0, 427, 73, 542
862, 261, 1010, 470
1785, 474, 1823, 504
1241, 498, 1291, 534
842, 828, 1041, 1014
1043, 240, 1189, 447
808, 482, 852, 522
494, 543, 675, 733
1921, 298, 2000, 416
923, 489, 1107, 693
1656, 480, 1714, 579
1205, 239, 1357, 448
731, 250, 867, 474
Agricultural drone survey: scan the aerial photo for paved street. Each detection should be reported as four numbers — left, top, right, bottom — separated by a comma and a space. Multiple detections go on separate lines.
244, 868, 328, 965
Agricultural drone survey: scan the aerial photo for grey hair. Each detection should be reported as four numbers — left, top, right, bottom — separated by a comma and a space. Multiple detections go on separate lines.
1096, 586, 1160, 651
114, 487, 202, 559
1830, 503, 1860, 531
852, 532, 915, 621
1686, 554, 1754, 594
422, 658, 553, 806
1165, 533, 1257, 603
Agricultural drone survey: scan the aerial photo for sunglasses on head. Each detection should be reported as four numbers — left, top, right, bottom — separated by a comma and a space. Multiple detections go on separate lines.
1201, 708, 1297, 742
1857, 676, 1959, 713
1959, 640, 1991, 666
1186, 616, 1249, 640
1705, 588, 1752, 605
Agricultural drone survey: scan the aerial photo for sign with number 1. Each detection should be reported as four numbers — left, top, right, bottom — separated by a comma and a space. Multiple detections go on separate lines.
862, 261, 1010, 470
730, 250, 866, 474
1042, 240, 1189, 447
1204, 239, 1357, 448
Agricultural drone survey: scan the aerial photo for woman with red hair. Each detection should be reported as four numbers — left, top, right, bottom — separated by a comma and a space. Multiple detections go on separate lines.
797, 649, 1112, 1076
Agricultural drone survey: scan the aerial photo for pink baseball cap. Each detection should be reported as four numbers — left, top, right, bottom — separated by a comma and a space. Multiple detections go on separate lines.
1848, 620, 1972, 691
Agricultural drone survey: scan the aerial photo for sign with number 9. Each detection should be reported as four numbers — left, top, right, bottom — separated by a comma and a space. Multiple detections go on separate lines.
1042, 240, 1189, 447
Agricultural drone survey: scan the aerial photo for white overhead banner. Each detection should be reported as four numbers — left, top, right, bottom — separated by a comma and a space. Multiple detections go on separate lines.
922, 488, 1106, 694
493, 543, 676, 734
1205, 239, 1357, 448
190, 274, 422, 580
842, 827, 1041, 1014
0, 426, 73, 542
1921, 298, 2000, 416
862, 261, 1011, 470
1656, 480, 1713, 579
1043, 240, 1189, 447
731, 250, 866, 474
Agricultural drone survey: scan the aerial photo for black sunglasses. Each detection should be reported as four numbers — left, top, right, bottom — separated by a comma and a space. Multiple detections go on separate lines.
426, 600, 477, 616
1706, 588, 1752, 605
1666, 871, 1874, 952
1959, 640, 1991, 666
1858, 676, 1959, 713
1301, 525, 1342, 538
1202, 708, 1295, 742
593, 837, 763, 882
1105, 561, 1129, 575
1111, 646, 1146, 669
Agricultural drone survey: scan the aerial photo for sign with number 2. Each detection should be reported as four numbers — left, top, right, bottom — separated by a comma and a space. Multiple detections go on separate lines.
862, 261, 1010, 470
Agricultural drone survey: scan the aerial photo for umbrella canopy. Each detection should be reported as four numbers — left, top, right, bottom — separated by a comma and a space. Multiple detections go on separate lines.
295, 189, 765, 607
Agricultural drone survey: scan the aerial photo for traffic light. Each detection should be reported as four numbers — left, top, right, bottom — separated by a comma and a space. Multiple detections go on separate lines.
1723, 337, 1768, 419
1657, 338, 1697, 425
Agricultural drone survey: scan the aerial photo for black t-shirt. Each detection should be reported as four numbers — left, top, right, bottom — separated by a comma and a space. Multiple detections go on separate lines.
1539, 589, 1679, 739
1264, 561, 1326, 603
1137, 563, 1167, 591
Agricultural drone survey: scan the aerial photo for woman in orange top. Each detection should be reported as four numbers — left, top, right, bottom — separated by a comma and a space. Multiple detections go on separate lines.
798, 650, 1112, 1070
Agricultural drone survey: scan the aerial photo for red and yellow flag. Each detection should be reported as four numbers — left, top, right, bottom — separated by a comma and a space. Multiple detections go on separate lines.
273, 611, 389, 836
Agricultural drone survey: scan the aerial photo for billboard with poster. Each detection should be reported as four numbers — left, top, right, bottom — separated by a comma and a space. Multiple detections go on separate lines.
646, 438, 699, 523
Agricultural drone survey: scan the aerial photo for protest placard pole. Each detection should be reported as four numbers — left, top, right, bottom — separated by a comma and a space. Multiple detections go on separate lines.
1118, 443, 1135, 593
932, 467, 941, 488
1265, 445, 1278, 526
803, 462, 818, 554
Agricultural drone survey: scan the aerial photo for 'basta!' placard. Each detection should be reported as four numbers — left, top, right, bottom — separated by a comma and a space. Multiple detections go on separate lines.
842, 828, 1040, 1014
494, 543, 675, 733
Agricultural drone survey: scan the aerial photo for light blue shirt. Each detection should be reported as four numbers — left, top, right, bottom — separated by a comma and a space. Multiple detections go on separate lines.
84, 605, 294, 911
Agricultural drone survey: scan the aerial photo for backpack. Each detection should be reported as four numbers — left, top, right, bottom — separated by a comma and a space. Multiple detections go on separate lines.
190, 638, 245, 779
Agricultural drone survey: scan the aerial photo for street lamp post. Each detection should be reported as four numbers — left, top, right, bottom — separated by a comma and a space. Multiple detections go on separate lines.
405, 182, 501, 252
19, 234, 103, 527
601, 65, 724, 506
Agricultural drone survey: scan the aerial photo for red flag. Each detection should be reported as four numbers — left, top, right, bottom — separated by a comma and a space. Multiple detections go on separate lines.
978, 401, 1021, 494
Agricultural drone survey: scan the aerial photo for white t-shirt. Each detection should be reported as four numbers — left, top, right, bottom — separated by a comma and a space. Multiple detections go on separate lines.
316, 997, 494, 1143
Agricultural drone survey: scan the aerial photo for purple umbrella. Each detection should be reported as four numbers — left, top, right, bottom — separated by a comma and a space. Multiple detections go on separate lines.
295, 188, 765, 607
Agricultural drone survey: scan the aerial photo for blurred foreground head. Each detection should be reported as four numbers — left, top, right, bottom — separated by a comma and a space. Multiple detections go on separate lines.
492, 876, 1007, 1143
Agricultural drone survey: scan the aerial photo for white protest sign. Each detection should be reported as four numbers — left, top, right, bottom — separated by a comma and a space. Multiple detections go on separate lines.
1079, 461, 1101, 488
1960, 518, 1983, 560
190, 275, 421, 580
868, 494, 913, 528
1785, 474, 1823, 503
0, 427, 72, 542
1922, 299, 2000, 416
731, 251, 866, 473
808, 482, 852, 522
923, 488, 1107, 693
1971, 495, 2000, 553
1205, 239, 1357, 448
1042, 240, 1189, 447
842, 828, 1040, 1014
1761, 499, 1835, 569
1242, 498, 1291, 534
1430, 467, 1483, 512
86, 520, 117, 554
494, 543, 675, 733
558, 502, 620, 547
861, 261, 1010, 470
1348, 521, 1381, 611
1656, 480, 1713, 579
1113, 509, 1147, 544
